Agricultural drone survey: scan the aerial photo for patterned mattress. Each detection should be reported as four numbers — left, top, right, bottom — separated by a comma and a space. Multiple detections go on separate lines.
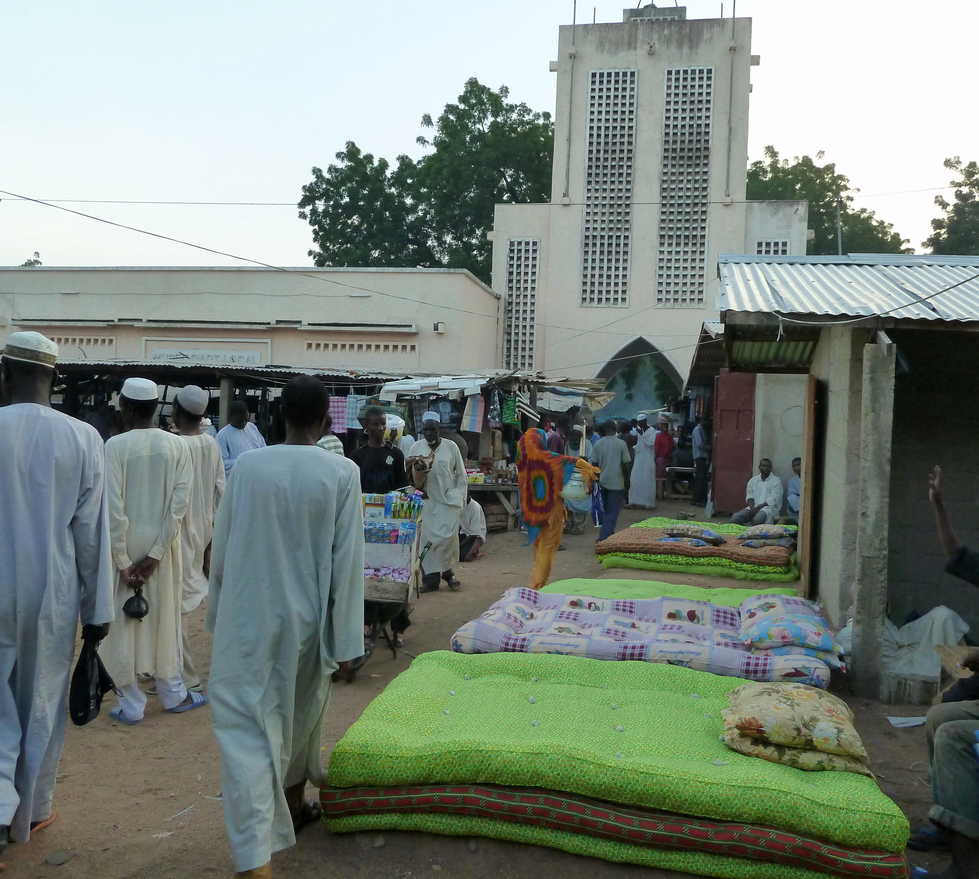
450, 587, 830, 687
322, 652, 908, 879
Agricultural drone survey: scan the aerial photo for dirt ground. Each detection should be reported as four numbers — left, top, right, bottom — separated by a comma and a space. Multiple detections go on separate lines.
4, 501, 944, 877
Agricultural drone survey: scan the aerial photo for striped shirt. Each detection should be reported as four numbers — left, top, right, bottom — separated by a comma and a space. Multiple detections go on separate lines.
316, 434, 345, 456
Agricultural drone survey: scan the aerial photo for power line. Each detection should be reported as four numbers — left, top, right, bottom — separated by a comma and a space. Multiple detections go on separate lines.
0, 183, 957, 208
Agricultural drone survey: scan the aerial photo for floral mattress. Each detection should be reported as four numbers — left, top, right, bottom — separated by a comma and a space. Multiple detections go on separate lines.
450, 588, 831, 688
322, 652, 908, 879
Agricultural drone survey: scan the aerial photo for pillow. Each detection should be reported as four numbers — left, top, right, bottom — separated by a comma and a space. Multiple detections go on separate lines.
737, 524, 794, 540
740, 538, 796, 549
722, 681, 868, 759
663, 525, 726, 545
722, 727, 872, 776
758, 645, 847, 672
739, 595, 836, 652
657, 537, 708, 547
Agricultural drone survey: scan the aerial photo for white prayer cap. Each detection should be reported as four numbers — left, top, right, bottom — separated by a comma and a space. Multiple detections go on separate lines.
636, 412, 648, 421
422, 410, 441, 424
121, 377, 159, 402
572, 423, 584, 433
176, 384, 209, 416
2, 331, 58, 369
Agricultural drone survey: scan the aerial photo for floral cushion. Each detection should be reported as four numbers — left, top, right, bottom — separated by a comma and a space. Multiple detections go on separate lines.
662, 526, 726, 545
759, 645, 847, 672
722, 681, 868, 760
737, 524, 795, 540
740, 594, 837, 652
721, 726, 873, 777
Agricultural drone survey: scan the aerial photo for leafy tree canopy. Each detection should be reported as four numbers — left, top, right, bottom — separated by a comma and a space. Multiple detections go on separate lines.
747, 146, 909, 255
299, 79, 553, 281
924, 157, 979, 254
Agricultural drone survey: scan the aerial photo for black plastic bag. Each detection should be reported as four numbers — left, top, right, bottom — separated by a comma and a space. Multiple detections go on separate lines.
69, 638, 117, 726
122, 585, 149, 620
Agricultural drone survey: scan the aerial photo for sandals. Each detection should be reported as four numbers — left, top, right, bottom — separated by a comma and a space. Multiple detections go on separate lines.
909, 824, 951, 852
29, 812, 58, 834
166, 691, 209, 714
109, 707, 143, 726
291, 800, 322, 835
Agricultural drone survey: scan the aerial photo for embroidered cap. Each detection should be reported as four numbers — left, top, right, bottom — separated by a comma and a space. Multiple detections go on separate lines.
2, 331, 58, 369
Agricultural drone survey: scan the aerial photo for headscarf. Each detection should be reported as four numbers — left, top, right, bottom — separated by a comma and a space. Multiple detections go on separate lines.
517, 428, 578, 545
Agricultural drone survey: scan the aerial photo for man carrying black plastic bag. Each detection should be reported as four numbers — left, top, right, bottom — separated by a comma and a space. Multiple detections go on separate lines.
0, 332, 114, 861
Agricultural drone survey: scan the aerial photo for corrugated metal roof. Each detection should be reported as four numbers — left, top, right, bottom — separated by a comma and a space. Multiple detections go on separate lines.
55, 359, 407, 381
730, 339, 816, 370
719, 254, 979, 322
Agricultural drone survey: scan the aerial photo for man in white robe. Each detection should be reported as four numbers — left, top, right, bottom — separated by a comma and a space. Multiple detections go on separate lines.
101, 378, 205, 723
0, 332, 114, 856
208, 376, 364, 877
407, 411, 467, 592
217, 401, 266, 474
173, 385, 225, 690
628, 413, 657, 509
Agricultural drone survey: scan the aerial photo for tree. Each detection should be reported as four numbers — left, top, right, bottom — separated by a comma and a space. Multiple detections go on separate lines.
924, 157, 979, 254
747, 147, 909, 255
298, 143, 436, 268
21, 250, 42, 267
412, 79, 554, 279
299, 79, 553, 281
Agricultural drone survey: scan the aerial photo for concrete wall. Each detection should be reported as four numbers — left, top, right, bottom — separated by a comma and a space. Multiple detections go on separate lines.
887, 329, 979, 634
809, 326, 867, 626
744, 201, 810, 255
493, 12, 808, 386
753, 373, 807, 498
0, 267, 501, 374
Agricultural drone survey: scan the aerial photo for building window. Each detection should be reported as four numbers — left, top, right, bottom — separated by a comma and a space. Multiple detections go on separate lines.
756, 239, 789, 256
305, 340, 416, 355
505, 238, 539, 370
656, 66, 713, 307
581, 69, 637, 307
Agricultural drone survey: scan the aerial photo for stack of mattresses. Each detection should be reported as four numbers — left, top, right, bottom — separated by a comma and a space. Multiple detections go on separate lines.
596, 518, 799, 582
321, 652, 908, 879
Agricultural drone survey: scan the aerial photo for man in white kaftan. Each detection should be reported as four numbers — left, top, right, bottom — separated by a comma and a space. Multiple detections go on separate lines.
0, 332, 114, 853
217, 400, 266, 474
208, 376, 364, 876
101, 378, 204, 723
731, 458, 785, 525
628, 413, 657, 509
173, 385, 225, 690
407, 411, 467, 592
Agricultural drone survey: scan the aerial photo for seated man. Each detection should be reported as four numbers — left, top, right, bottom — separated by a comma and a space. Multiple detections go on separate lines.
731, 458, 783, 525
786, 457, 802, 522
459, 495, 487, 562
907, 465, 979, 878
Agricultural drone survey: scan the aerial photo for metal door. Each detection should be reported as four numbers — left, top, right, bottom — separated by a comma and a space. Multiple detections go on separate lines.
712, 371, 756, 514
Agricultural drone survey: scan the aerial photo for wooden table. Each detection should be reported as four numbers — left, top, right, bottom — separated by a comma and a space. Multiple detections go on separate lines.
467, 482, 520, 531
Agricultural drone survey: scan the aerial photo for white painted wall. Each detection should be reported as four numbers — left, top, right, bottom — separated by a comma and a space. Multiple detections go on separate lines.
744, 201, 810, 255
0, 267, 501, 374
492, 11, 808, 386
753, 373, 808, 494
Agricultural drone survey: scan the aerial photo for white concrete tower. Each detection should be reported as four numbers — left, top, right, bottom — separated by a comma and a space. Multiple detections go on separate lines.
492, 5, 806, 401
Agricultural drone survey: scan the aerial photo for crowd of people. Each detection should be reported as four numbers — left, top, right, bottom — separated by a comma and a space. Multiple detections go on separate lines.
5, 329, 977, 879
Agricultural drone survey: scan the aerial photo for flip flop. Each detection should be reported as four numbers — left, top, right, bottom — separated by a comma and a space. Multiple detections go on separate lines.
109, 707, 143, 726
166, 691, 209, 714
291, 801, 322, 835
29, 812, 58, 834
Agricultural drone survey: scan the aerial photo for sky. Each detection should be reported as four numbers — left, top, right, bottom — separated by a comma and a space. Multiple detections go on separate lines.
3, 0, 976, 267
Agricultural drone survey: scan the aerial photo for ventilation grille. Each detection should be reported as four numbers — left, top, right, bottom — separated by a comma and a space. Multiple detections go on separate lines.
305, 341, 416, 354
756, 239, 790, 256
581, 69, 637, 307
656, 66, 713, 306
49, 335, 115, 352
505, 239, 539, 370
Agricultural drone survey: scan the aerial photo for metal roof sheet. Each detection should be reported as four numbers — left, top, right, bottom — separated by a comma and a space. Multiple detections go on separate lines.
719, 254, 979, 322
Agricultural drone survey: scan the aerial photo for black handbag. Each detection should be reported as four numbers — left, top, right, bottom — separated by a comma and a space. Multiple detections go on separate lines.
69, 637, 118, 726
122, 585, 149, 620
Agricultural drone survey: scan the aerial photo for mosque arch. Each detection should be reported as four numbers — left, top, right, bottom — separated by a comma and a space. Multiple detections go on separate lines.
595, 337, 683, 393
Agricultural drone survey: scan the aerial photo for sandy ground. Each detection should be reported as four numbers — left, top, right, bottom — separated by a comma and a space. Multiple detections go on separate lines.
4, 501, 944, 877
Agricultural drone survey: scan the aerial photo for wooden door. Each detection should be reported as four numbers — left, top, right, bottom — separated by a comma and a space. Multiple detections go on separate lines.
711, 371, 756, 514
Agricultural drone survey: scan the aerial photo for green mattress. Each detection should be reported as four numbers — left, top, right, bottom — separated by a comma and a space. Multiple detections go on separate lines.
542, 578, 796, 605
325, 652, 908, 868
598, 553, 801, 582
633, 517, 799, 536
